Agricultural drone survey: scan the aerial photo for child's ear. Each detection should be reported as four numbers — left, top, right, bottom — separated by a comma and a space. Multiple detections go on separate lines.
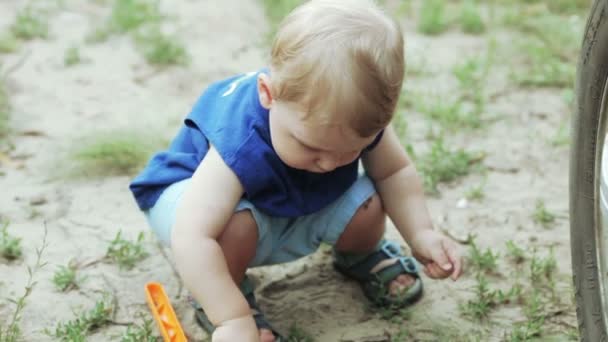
257, 73, 273, 109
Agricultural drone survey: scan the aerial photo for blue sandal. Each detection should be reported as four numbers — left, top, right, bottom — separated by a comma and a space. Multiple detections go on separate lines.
333, 240, 423, 307
191, 276, 284, 341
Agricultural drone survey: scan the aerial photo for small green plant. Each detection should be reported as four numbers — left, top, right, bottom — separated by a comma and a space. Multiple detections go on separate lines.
468, 238, 499, 274
108, 0, 162, 33
73, 131, 160, 176
460, 274, 498, 320
106, 231, 148, 270
53, 262, 84, 292
508, 290, 545, 340
460, 0, 485, 34
416, 138, 478, 194
286, 323, 314, 342
136, 29, 188, 65
0, 221, 22, 260
0, 33, 19, 53
532, 199, 556, 228
551, 121, 570, 147
49, 296, 114, 341
418, 0, 448, 35
505, 240, 526, 264
64, 46, 81, 67
465, 183, 485, 201
120, 316, 159, 342
530, 249, 557, 286
0, 227, 48, 342
11, 7, 49, 40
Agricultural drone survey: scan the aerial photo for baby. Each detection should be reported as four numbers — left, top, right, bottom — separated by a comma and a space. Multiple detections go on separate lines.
130, 1, 463, 341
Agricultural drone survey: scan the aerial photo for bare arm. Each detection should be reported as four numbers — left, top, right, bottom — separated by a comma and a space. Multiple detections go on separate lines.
363, 126, 463, 280
171, 146, 251, 325
362, 125, 433, 242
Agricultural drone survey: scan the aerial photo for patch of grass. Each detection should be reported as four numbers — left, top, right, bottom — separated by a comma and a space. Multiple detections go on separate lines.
0, 33, 19, 54
530, 249, 557, 287
460, 0, 485, 34
510, 13, 581, 88
551, 120, 570, 147
468, 238, 499, 274
0, 227, 48, 342
73, 131, 159, 176
418, 0, 448, 35
64, 46, 81, 67
465, 182, 485, 201
260, 0, 302, 37
460, 274, 498, 320
285, 323, 314, 342
0, 221, 22, 261
415, 138, 479, 194
507, 290, 545, 341
532, 199, 556, 228
505, 240, 526, 264
135, 29, 188, 65
11, 7, 49, 40
48, 296, 114, 341
108, 0, 162, 33
53, 262, 84, 292
106, 231, 148, 270
120, 315, 158, 342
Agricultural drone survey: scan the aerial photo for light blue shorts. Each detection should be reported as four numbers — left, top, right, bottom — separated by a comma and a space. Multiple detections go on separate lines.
145, 176, 376, 267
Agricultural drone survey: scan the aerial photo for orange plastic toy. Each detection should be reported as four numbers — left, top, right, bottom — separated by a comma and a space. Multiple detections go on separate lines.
145, 282, 187, 342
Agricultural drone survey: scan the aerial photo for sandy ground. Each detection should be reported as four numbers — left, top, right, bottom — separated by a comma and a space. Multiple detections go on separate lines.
0, 0, 578, 341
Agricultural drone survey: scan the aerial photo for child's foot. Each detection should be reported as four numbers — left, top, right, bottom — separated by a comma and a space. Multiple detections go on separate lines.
191, 276, 284, 341
334, 240, 423, 307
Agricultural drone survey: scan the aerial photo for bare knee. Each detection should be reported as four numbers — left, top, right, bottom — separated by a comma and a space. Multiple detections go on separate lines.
217, 210, 258, 281
335, 194, 385, 253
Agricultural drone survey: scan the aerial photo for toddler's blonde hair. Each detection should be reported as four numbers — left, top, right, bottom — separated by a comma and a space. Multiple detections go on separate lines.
270, 0, 404, 137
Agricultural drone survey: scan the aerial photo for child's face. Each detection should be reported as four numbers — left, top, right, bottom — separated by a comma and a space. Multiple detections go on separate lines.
268, 100, 375, 173
258, 73, 376, 173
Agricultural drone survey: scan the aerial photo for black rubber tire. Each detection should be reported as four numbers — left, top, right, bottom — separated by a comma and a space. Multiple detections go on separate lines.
571, 0, 608, 341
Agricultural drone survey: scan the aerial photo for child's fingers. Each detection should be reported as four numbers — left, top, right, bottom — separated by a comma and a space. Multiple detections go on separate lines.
429, 243, 452, 272
424, 262, 450, 279
444, 241, 463, 281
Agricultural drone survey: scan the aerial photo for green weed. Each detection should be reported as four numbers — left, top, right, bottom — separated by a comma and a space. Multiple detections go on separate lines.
0, 33, 19, 54
530, 249, 557, 286
460, 0, 485, 34
109, 0, 162, 33
418, 0, 448, 35
507, 290, 545, 340
415, 138, 478, 194
53, 262, 84, 292
0, 222, 22, 261
120, 316, 158, 342
64, 46, 81, 67
136, 29, 188, 65
11, 7, 49, 40
106, 231, 148, 270
505, 240, 526, 264
460, 274, 498, 320
73, 131, 159, 176
465, 183, 485, 201
551, 121, 570, 147
0, 227, 48, 342
49, 296, 114, 341
468, 238, 499, 274
532, 199, 556, 228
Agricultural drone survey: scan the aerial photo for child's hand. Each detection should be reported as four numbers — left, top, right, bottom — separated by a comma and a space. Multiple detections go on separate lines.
409, 229, 463, 281
213, 315, 259, 342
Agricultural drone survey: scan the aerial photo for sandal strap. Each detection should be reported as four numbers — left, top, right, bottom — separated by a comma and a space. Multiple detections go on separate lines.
192, 275, 284, 341
334, 240, 420, 282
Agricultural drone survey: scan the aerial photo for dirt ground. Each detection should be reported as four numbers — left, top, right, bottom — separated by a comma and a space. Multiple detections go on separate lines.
0, 0, 580, 341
